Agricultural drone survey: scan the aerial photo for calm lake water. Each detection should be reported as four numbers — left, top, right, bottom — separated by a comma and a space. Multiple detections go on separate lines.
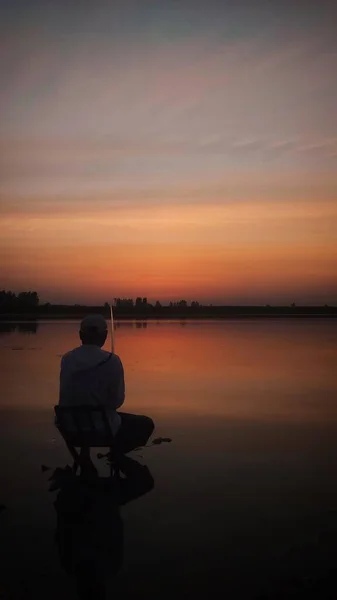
1, 319, 337, 599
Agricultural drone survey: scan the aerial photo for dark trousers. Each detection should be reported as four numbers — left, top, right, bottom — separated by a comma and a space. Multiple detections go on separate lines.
114, 413, 155, 454
80, 413, 155, 466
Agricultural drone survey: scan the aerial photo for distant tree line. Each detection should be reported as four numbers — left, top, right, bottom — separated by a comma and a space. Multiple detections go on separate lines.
0, 290, 39, 312
105, 297, 149, 308
104, 297, 202, 310
0, 290, 336, 319
169, 300, 201, 308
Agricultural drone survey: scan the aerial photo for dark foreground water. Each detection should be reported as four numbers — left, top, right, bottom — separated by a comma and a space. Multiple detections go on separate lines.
1, 319, 337, 599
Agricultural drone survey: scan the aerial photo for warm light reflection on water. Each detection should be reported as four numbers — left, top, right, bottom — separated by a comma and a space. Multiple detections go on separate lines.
1, 319, 336, 422
1, 319, 337, 599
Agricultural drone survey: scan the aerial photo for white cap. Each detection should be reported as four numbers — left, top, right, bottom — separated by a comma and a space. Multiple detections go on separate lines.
80, 314, 107, 334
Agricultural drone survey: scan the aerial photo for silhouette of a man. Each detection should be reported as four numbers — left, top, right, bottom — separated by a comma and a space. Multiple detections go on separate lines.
58, 314, 154, 467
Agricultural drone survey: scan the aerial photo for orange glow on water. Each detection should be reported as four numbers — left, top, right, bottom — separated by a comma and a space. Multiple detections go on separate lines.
1, 320, 336, 422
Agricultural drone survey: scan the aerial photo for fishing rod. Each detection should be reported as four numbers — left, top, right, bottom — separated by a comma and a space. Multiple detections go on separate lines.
96, 307, 173, 462
109, 303, 114, 354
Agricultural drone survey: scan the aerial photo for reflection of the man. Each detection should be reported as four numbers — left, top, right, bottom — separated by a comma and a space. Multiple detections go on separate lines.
50, 456, 154, 600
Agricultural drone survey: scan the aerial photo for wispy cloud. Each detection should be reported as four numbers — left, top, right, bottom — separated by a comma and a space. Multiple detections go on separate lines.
1, 1, 336, 303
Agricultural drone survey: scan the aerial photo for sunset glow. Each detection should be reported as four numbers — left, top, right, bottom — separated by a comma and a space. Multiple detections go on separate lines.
1, 1, 336, 304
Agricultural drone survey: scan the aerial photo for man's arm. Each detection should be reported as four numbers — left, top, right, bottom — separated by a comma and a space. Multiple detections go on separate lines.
109, 355, 125, 409
58, 354, 67, 406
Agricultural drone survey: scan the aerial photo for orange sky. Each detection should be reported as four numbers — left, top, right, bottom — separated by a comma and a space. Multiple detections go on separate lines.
0, 2, 336, 304
1, 198, 336, 304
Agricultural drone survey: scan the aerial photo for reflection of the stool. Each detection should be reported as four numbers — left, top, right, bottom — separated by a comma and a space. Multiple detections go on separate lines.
51, 456, 154, 600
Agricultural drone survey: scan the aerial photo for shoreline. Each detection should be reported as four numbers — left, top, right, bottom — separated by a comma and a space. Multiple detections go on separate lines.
1, 311, 337, 321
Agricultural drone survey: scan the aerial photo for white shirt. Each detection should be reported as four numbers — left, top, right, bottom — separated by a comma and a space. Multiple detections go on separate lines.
59, 345, 125, 435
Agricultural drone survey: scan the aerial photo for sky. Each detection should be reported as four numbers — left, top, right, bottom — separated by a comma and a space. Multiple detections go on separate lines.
0, 0, 336, 305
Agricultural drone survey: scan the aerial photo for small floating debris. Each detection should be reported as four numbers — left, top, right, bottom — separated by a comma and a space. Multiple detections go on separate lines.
97, 452, 108, 459
133, 437, 173, 451
11, 346, 24, 351
151, 437, 172, 445
41, 465, 51, 473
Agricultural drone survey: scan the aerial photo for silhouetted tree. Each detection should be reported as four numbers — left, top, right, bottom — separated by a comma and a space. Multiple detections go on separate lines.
0, 290, 17, 312
0, 290, 39, 313
115, 298, 134, 308
17, 291, 39, 308
135, 297, 142, 308
155, 301, 162, 309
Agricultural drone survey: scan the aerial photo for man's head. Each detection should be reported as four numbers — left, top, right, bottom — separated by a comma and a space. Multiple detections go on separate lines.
79, 314, 108, 347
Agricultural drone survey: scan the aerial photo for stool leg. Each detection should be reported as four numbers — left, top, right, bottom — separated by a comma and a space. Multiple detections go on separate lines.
109, 446, 121, 479
108, 446, 113, 478
66, 441, 80, 474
